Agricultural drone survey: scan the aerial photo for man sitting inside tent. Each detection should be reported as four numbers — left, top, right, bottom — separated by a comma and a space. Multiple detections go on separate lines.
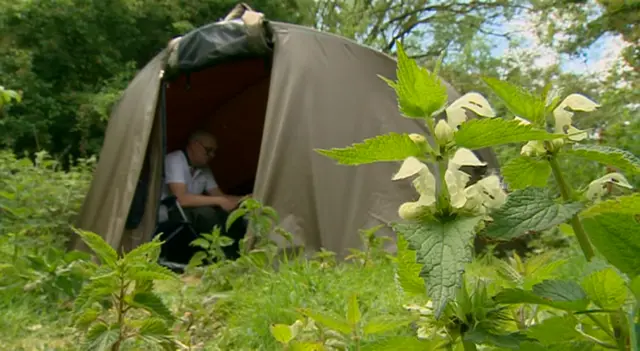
160, 130, 248, 260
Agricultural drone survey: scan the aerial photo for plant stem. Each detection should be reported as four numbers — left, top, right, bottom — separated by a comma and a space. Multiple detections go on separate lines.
547, 155, 595, 260
436, 158, 451, 215
629, 308, 638, 351
587, 314, 616, 340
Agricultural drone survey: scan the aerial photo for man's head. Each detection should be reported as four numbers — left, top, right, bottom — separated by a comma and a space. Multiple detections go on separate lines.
186, 130, 217, 167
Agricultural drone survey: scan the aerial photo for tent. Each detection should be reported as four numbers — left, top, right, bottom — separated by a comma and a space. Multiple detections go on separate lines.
69, 4, 500, 258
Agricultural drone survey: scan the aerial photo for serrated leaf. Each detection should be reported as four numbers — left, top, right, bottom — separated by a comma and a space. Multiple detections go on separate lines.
126, 263, 178, 282
187, 251, 208, 267
581, 268, 628, 310
315, 132, 425, 165
362, 316, 413, 335
123, 239, 162, 263
75, 307, 101, 329
189, 238, 210, 249
455, 118, 563, 150
131, 292, 174, 322
582, 213, 640, 277
464, 327, 532, 349
137, 318, 175, 350
262, 206, 279, 222
139, 318, 170, 336
487, 187, 583, 240
525, 315, 580, 345
582, 193, 640, 218
482, 77, 546, 123
393, 216, 483, 318
567, 144, 640, 175
219, 235, 235, 247
394, 234, 426, 296
270, 324, 294, 344
379, 42, 448, 119
298, 308, 351, 335
523, 258, 567, 291
84, 323, 120, 351
361, 336, 443, 351
346, 294, 361, 326
502, 156, 551, 190
74, 229, 118, 267
226, 208, 248, 231
495, 280, 589, 311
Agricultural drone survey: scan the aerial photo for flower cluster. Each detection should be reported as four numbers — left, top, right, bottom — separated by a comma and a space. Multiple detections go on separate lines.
586, 172, 633, 202
518, 93, 600, 156
393, 92, 507, 220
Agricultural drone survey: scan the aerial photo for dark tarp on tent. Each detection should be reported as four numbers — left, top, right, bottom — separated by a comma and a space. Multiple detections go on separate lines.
70, 5, 500, 258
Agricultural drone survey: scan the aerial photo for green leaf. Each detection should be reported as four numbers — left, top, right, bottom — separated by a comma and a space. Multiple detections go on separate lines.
394, 234, 426, 296
630, 276, 640, 301
487, 187, 583, 240
139, 317, 170, 336
581, 193, 640, 218
131, 292, 174, 322
84, 322, 120, 351
567, 144, 640, 175
290, 342, 326, 351
582, 213, 640, 277
218, 236, 235, 247
361, 336, 444, 351
362, 316, 413, 335
187, 251, 208, 268
75, 307, 101, 329
74, 228, 118, 267
482, 77, 546, 123
346, 293, 361, 327
581, 268, 628, 310
189, 238, 210, 249
270, 323, 294, 344
393, 216, 483, 318
226, 208, 248, 231
464, 327, 531, 349
454, 118, 563, 150
502, 156, 552, 190
298, 308, 351, 335
122, 239, 162, 264
525, 315, 581, 346
315, 132, 425, 165
379, 42, 448, 119
494, 280, 589, 311
125, 263, 178, 282
262, 206, 280, 222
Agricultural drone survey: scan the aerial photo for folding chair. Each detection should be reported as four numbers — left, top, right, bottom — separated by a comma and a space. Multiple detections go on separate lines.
153, 195, 201, 271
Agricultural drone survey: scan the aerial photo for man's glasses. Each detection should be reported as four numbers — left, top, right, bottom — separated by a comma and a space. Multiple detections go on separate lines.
197, 141, 216, 157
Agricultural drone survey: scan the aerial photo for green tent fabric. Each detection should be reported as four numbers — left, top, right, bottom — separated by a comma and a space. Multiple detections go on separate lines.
70, 4, 500, 258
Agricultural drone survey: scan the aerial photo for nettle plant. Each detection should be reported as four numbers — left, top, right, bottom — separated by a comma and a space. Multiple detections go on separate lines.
72, 229, 179, 351
318, 42, 640, 350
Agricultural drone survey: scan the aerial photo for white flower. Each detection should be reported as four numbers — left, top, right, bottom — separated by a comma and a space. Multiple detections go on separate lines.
553, 94, 600, 142
521, 141, 546, 157
464, 175, 508, 214
445, 92, 496, 130
393, 149, 488, 218
409, 133, 427, 144
586, 173, 633, 202
434, 119, 455, 145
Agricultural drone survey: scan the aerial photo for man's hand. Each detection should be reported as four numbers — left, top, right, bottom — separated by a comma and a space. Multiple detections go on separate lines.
217, 196, 239, 211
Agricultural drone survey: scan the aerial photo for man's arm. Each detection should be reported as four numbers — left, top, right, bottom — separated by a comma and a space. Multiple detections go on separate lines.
164, 152, 228, 208
168, 182, 228, 208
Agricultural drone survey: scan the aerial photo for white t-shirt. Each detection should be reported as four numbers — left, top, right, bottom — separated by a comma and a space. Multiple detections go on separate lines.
157, 150, 218, 222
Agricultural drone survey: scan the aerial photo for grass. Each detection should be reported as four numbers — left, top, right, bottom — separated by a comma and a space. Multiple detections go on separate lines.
0, 249, 421, 351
